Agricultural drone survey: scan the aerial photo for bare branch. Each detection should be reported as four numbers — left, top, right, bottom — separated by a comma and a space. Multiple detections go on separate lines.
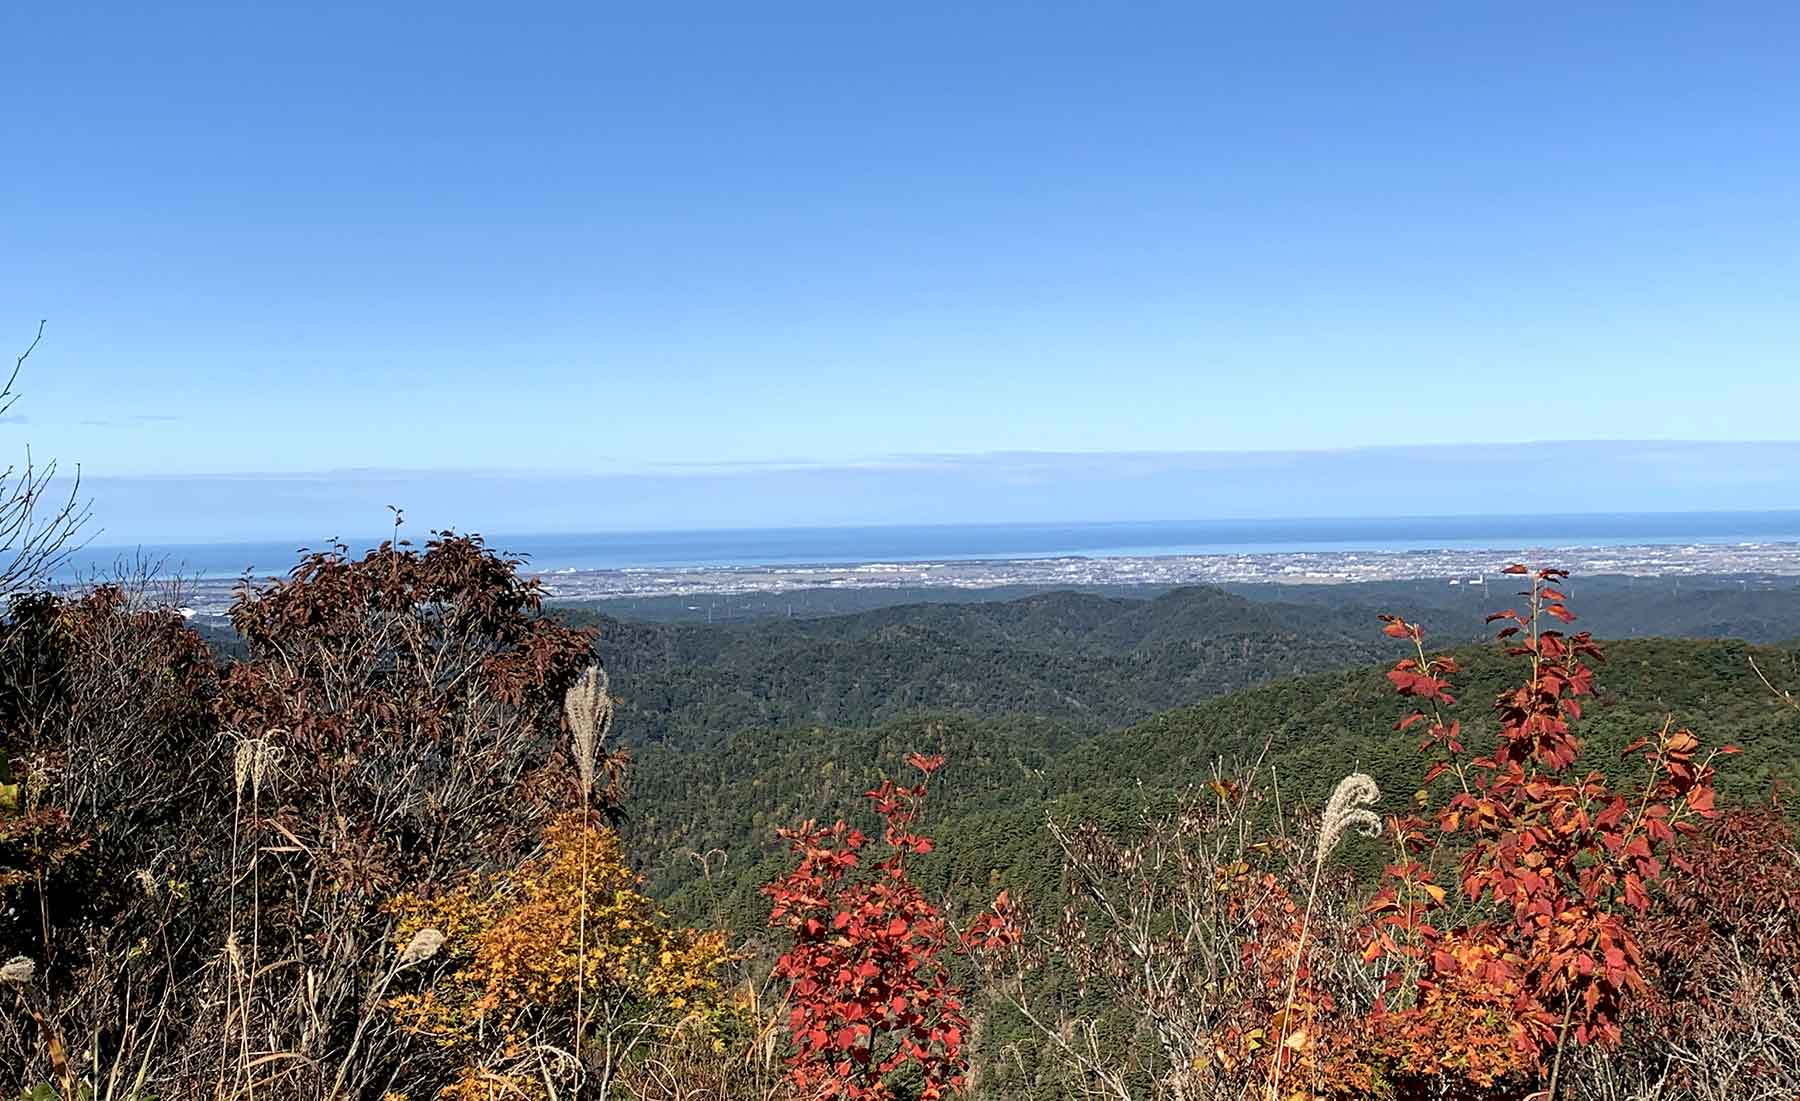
0, 322, 93, 599
1750, 654, 1800, 713
0, 319, 46, 420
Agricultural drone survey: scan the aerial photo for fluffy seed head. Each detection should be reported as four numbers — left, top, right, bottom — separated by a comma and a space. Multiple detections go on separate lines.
564, 664, 613, 797
232, 737, 252, 796
398, 927, 445, 967
1318, 772, 1382, 864
231, 733, 284, 799
1, 956, 35, 985
253, 738, 283, 796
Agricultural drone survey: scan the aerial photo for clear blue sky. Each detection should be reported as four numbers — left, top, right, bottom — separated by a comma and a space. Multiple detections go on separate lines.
4, 3, 1798, 540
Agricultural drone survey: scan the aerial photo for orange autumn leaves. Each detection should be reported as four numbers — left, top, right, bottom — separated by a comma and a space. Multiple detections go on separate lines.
1367, 568, 1730, 1058
955, 566, 1736, 1100
386, 813, 735, 1100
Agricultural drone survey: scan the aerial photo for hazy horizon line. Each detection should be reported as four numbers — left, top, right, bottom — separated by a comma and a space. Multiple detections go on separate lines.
54, 439, 1800, 546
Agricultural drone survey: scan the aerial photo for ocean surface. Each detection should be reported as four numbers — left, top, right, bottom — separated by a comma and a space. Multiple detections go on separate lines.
60, 511, 1800, 581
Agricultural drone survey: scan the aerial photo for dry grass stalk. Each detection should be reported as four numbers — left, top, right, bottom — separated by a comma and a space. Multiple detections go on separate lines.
1269, 772, 1381, 1101
564, 662, 614, 1085
565, 663, 614, 799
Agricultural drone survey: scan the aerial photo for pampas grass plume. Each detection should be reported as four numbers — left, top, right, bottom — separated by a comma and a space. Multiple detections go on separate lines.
398, 927, 445, 967
564, 664, 613, 798
1318, 772, 1382, 864
0, 956, 35, 985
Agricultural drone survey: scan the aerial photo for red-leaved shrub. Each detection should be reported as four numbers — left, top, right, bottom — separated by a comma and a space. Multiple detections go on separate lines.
765, 752, 970, 1100
1364, 566, 1731, 1094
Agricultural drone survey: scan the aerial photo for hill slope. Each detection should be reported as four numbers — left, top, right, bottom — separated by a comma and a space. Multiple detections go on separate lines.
566, 586, 1404, 747
563, 578, 1800, 750
621, 637, 1800, 932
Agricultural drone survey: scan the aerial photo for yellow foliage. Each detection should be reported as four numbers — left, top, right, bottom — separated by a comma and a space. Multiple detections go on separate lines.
385, 813, 735, 1093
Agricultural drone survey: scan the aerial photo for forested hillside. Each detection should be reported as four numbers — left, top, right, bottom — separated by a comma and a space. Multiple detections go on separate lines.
10, 533, 1800, 1101
557, 577, 1800, 748
566, 579, 1800, 933
559, 587, 1401, 746
622, 635, 1800, 933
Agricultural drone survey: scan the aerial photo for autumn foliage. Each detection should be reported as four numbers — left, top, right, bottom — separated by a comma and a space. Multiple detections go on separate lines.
386, 812, 736, 1100
961, 566, 1760, 1101
764, 752, 971, 1100
0, 534, 677, 1099
3, 540, 1797, 1101
1632, 802, 1800, 1067
1366, 568, 1728, 1080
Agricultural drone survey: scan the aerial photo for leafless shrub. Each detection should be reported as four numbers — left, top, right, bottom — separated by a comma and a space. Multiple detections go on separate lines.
964, 761, 1379, 1101
0, 322, 90, 600
1568, 953, 1800, 1101
0, 573, 223, 1096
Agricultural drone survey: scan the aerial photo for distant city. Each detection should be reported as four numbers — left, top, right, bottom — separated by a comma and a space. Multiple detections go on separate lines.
148, 538, 1800, 620
533, 539, 1800, 599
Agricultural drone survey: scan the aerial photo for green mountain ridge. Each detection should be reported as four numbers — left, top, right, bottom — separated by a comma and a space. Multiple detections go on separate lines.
567, 586, 1406, 748
564, 579, 1800, 757
622, 633, 1800, 935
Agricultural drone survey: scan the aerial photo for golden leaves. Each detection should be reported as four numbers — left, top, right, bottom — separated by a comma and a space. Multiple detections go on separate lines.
384, 812, 735, 1088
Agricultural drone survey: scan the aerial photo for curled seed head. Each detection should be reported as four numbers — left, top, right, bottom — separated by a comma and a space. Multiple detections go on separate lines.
1318, 772, 1382, 863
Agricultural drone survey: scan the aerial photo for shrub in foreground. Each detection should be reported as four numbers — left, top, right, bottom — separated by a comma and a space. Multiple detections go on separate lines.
765, 752, 971, 1100
386, 812, 736, 1100
962, 566, 1743, 1101
3, 549, 1797, 1101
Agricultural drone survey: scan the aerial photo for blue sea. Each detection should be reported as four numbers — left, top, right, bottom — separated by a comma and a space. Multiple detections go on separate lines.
59, 510, 1800, 581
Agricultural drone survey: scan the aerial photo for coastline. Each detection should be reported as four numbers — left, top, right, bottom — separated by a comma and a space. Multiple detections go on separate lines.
135, 538, 1800, 618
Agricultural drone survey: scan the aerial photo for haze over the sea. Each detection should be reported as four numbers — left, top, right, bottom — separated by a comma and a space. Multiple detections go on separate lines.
64, 508, 1800, 581
67, 440, 1800, 546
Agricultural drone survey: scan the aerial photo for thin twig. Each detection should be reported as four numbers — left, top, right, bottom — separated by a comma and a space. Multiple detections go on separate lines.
1750, 654, 1800, 713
